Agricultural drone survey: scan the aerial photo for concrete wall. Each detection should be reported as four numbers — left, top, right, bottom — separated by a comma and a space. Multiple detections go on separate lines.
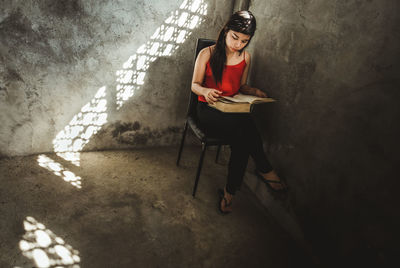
247, 0, 399, 266
2, 0, 399, 264
0, 0, 233, 157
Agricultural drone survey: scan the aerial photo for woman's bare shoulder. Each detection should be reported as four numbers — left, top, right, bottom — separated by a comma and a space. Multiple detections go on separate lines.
198, 45, 215, 61
244, 50, 251, 64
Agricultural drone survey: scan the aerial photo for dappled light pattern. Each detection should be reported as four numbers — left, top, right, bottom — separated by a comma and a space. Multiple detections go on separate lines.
30, 1, 208, 266
50, 0, 207, 166
115, 0, 207, 109
52, 86, 108, 166
44, 0, 207, 174
37, 155, 82, 189
17, 216, 80, 268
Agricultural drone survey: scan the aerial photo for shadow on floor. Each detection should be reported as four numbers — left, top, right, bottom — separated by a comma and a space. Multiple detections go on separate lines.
0, 146, 315, 267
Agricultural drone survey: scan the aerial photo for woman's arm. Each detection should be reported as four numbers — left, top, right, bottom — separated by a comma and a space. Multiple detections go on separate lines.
239, 52, 268, 97
191, 46, 222, 104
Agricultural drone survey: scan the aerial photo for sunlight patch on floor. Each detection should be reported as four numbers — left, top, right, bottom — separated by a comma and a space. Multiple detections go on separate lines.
16, 216, 80, 268
37, 155, 82, 189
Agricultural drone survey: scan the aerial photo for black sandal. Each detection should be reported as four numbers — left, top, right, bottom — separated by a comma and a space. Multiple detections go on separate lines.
217, 188, 232, 214
255, 170, 288, 192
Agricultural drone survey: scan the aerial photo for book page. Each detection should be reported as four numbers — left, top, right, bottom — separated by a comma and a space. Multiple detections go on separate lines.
218, 98, 235, 103
222, 93, 269, 103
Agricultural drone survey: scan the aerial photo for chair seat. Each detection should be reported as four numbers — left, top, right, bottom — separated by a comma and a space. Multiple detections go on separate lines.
187, 116, 228, 145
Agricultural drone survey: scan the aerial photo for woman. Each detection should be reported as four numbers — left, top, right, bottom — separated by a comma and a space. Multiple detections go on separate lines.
191, 11, 286, 214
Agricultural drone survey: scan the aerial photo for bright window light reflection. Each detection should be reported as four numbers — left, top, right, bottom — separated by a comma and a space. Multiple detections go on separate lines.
37, 155, 82, 189
18, 216, 80, 268
43, 0, 208, 186
115, 0, 207, 109
52, 86, 108, 166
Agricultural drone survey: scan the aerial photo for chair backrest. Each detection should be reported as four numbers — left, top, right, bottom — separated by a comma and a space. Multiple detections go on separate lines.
186, 38, 216, 119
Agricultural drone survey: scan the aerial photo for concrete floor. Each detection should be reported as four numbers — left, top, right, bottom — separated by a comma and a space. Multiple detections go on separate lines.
0, 146, 314, 267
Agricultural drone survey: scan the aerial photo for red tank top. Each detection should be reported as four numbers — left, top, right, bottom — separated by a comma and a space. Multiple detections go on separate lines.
198, 55, 246, 102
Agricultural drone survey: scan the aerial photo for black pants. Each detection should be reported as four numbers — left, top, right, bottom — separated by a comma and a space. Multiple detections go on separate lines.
197, 102, 273, 195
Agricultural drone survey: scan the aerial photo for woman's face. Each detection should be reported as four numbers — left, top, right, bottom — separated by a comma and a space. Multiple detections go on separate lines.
225, 30, 251, 53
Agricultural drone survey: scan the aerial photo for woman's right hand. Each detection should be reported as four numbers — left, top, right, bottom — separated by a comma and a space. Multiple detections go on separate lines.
204, 88, 222, 104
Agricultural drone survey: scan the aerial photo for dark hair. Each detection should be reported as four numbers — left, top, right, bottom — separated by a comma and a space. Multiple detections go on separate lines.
209, 10, 256, 84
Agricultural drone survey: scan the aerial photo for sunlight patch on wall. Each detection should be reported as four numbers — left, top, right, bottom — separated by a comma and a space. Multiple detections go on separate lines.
47, 0, 208, 172
115, 0, 207, 109
52, 86, 107, 166
16, 216, 80, 268
37, 155, 82, 189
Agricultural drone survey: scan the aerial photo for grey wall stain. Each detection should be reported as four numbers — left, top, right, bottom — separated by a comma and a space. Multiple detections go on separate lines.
41, 0, 85, 18
112, 121, 142, 138
113, 125, 181, 146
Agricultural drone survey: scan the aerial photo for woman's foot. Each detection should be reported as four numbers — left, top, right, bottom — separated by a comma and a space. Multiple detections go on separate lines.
218, 187, 233, 214
260, 170, 287, 191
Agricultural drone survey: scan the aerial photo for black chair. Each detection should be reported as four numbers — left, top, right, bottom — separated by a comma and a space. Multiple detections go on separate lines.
176, 38, 229, 197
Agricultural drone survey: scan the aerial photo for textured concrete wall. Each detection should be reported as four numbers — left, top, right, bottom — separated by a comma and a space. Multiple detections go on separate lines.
0, 0, 233, 157
247, 0, 399, 266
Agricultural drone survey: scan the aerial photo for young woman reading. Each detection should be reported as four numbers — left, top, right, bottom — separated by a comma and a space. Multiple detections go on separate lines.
191, 11, 287, 214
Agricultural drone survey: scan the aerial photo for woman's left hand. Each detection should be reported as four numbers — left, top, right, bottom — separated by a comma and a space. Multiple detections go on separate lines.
254, 88, 268, 98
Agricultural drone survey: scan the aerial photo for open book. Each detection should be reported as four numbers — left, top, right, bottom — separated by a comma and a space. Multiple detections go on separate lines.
208, 93, 276, 113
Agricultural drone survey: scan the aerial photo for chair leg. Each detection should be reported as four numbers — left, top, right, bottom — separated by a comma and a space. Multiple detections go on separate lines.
215, 144, 222, 163
192, 142, 207, 197
176, 121, 188, 166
